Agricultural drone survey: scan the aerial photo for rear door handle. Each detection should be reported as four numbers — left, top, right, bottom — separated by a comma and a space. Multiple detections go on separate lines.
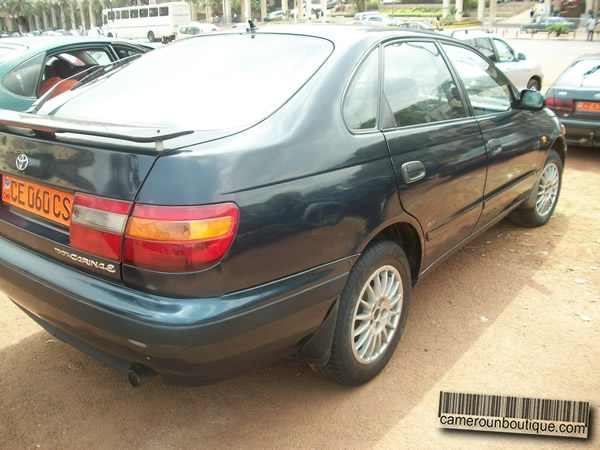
487, 139, 502, 155
401, 161, 426, 184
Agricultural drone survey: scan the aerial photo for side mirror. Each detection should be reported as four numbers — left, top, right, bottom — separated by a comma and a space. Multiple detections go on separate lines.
517, 52, 526, 61
519, 89, 545, 111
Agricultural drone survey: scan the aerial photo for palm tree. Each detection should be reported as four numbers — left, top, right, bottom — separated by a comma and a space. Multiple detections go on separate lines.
33, 0, 51, 30
196, 0, 210, 21
22, 1, 35, 31
1, 0, 26, 32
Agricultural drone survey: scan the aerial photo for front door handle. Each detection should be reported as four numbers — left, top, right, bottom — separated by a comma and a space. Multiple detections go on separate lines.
401, 161, 426, 184
487, 139, 502, 155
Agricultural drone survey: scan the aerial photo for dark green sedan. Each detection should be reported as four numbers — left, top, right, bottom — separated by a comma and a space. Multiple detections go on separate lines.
0, 37, 151, 111
521, 17, 574, 34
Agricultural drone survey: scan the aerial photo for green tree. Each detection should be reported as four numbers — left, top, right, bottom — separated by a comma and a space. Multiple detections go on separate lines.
33, 0, 52, 29
1, 0, 29, 32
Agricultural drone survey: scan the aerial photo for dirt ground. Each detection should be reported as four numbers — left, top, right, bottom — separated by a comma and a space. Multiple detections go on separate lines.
0, 146, 598, 448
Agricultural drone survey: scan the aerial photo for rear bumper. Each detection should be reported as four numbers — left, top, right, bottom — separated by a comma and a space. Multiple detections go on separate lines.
560, 117, 600, 148
0, 236, 350, 385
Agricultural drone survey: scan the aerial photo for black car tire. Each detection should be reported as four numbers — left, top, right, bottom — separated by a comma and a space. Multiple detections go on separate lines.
312, 240, 411, 386
527, 78, 540, 91
148, 31, 155, 42
511, 150, 563, 227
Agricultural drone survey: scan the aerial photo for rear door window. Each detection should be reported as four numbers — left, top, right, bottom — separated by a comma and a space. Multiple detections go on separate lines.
473, 37, 495, 61
343, 48, 379, 131
113, 45, 146, 59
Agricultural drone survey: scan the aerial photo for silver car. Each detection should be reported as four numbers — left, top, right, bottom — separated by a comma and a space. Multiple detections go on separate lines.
448, 30, 543, 91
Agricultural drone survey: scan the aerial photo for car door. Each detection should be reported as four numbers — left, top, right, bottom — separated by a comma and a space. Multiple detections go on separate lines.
441, 43, 542, 230
491, 37, 528, 90
381, 40, 487, 269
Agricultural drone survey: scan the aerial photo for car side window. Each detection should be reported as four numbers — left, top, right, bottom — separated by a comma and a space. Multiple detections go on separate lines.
113, 45, 144, 59
383, 41, 467, 128
474, 38, 495, 61
443, 44, 512, 117
2, 53, 45, 97
493, 39, 515, 63
343, 48, 379, 131
86, 49, 112, 65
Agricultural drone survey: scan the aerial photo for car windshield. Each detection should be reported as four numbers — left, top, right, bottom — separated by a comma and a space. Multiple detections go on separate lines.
556, 59, 600, 88
47, 33, 334, 130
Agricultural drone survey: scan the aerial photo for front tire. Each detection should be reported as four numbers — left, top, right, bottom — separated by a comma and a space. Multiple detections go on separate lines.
511, 150, 563, 227
312, 240, 411, 386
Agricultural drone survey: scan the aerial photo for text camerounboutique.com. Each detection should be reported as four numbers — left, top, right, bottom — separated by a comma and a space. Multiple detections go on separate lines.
439, 415, 587, 436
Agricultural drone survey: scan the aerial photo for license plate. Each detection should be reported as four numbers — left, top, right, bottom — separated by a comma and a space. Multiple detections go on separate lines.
576, 101, 600, 112
1, 175, 73, 227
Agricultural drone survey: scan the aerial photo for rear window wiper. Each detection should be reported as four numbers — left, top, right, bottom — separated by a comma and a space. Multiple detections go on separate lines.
76, 53, 143, 86
581, 64, 600, 85
28, 54, 143, 114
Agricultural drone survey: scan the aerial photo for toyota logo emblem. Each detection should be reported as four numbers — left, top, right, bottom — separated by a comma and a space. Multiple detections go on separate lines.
16, 154, 29, 171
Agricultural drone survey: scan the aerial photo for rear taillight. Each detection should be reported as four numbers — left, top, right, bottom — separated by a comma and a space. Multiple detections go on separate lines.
547, 97, 574, 113
70, 193, 132, 260
123, 203, 239, 272
70, 194, 238, 272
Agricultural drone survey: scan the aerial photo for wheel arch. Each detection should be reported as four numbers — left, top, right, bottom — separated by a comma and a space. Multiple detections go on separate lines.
360, 220, 423, 286
551, 134, 567, 167
528, 75, 542, 90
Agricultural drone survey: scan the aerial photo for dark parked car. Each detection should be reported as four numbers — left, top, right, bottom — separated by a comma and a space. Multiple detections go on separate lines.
0, 26, 565, 387
545, 54, 600, 148
521, 16, 574, 34
0, 37, 151, 112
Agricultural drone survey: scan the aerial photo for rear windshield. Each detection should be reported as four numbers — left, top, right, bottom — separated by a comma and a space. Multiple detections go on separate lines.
0, 45, 25, 64
556, 59, 600, 88
50, 34, 334, 130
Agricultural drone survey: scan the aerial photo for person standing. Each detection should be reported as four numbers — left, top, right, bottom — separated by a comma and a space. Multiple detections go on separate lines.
586, 14, 597, 41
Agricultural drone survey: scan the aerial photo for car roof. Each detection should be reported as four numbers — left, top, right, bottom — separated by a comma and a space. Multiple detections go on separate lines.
250, 24, 440, 47
0, 36, 148, 53
442, 28, 496, 39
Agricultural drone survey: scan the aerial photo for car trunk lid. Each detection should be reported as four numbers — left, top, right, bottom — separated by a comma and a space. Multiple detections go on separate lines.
0, 110, 231, 282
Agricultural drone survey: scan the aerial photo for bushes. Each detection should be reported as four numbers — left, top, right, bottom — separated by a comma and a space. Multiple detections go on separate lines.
380, 7, 443, 17
548, 23, 571, 36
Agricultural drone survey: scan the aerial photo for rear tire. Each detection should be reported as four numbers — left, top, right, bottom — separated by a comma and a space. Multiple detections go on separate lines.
312, 240, 411, 386
148, 31, 155, 42
511, 150, 563, 227
527, 78, 540, 91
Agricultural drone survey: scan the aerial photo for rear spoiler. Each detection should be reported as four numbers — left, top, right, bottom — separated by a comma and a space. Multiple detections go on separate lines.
0, 110, 194, 150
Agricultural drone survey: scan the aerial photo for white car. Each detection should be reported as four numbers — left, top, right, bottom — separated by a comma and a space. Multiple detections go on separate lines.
176, 22, 220, 40
448, 30, 543, 91
353, 13, 403, 27
265, 10, 285, 21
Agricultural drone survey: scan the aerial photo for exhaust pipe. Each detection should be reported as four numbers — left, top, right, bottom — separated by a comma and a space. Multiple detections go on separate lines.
128, 364, 156, 387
